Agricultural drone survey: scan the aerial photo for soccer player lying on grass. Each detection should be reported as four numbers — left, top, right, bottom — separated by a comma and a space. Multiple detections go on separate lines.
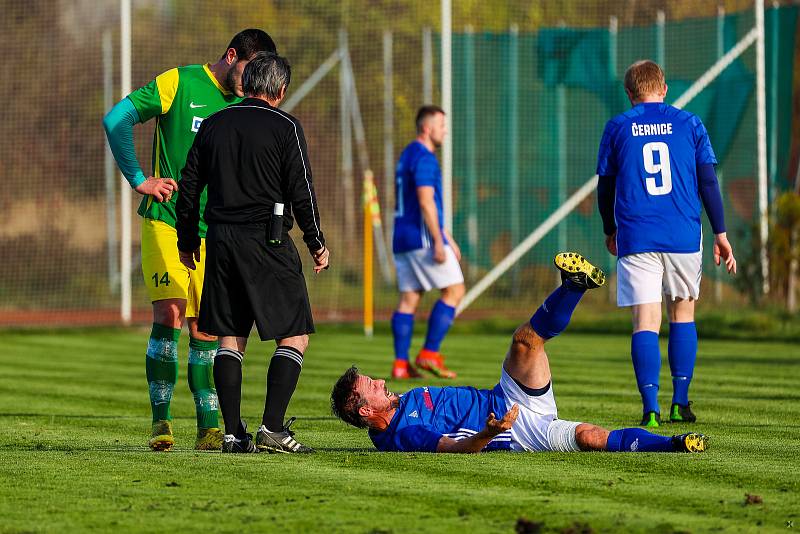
331, 253, 708, 454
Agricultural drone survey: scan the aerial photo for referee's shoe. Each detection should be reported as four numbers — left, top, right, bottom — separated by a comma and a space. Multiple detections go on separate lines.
256, 417, 314, 453
221, 420, 258, 454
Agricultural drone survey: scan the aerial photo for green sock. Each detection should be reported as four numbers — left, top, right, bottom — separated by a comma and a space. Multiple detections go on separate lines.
146, 323, 180, 422
188, 337, 220, 429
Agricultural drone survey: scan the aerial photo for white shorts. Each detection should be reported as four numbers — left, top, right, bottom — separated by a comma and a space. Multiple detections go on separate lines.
499, 367, 581, 452
394, 246, 464, 292
617, 251, 702, 307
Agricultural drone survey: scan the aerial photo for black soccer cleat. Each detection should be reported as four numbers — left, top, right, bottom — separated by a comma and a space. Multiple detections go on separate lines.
554, 252, 606, 290
221, 419, 258, 454
640, 411, 661, 428
672, 432, 708, 453
670, 401, 697, 423
256, 417, 314, 454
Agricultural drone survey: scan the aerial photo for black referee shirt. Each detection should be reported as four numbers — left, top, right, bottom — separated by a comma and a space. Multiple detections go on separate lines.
176, 97, 325, 254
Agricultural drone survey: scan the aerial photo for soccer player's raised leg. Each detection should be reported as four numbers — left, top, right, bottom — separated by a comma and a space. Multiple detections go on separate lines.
516, 253, 706, 454
391, 291, 423, 379
146, 298, 184, 452
508, 252, 603, 390
631, 302, 663, 427
416, 282, 464, 379
667, 298, 698, 422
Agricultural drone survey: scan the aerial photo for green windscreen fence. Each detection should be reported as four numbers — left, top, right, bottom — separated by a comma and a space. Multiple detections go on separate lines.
450, 7, 797, 304
0, 1, 797, 325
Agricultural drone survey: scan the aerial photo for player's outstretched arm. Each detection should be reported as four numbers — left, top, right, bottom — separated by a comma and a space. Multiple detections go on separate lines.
435, 404, 519, 453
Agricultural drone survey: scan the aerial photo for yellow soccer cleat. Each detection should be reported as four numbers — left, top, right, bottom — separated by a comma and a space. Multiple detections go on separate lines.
148, 420, 175, 452
195, 427, 223, 451
673, 432, 709, 453
554, 252, 606, 289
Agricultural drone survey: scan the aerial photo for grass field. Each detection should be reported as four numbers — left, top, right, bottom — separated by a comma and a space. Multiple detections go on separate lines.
1, 325, 798, 533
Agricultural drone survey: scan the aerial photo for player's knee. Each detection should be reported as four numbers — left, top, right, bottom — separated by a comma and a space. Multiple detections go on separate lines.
397, 291, 422, 313
279, 334, 309, 353
667, 298, 695, 323
574, 423, 610, 451
152, 299, 185, 328
632, 303, 661, 332
511, 323, 544, 353
442, 283, 465, 304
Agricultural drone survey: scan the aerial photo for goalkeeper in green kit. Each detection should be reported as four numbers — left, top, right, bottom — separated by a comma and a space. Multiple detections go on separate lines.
103, 29, 277, 451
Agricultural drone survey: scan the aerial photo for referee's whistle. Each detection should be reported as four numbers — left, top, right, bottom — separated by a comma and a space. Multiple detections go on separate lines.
268, 203, 284, 245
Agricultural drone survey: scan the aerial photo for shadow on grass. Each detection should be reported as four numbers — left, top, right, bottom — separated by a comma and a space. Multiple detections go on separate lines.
312, 447, 378, 453
0, 443, 379, 454
0, 413, 340, 421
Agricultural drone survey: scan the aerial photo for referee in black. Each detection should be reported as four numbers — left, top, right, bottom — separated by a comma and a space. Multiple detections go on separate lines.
176, 52, 329, 454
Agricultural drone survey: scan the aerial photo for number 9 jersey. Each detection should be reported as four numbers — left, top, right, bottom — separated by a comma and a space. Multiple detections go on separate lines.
596, 102, 717, 258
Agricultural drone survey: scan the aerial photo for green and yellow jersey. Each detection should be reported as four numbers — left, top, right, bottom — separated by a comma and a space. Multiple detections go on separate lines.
127, 64, 241, 237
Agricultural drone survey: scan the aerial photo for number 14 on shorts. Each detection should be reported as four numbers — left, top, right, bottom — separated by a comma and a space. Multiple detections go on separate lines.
151, 272, 171, 287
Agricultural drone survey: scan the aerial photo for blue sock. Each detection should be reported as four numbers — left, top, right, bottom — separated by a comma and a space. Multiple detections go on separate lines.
669, 322, 697, 406
529, 279, 586, 339
606, 428, 675, 452
631, 331, 661, 414
423, 300, 456, 352
391, 312, 415, 361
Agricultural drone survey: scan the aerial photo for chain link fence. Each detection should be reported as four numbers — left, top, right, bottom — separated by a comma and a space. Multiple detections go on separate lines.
1, 0, 797, 326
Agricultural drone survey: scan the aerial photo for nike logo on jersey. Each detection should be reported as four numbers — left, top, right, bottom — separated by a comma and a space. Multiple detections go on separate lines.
189, 102, 206, 109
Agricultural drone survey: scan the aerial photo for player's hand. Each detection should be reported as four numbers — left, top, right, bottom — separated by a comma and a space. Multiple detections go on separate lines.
135, 177, 178, 203
179, 248, 200, 271
484, 403, 518, 437
713, 232, 737, 275
605, 232, 617, 256
312, 246, 330, 274
449, 238, 462, 262
433, 241, 447, 264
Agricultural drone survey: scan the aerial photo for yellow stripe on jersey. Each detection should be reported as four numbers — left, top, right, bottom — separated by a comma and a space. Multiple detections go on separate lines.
155, 68, 180, 114
202, 64, 231, 95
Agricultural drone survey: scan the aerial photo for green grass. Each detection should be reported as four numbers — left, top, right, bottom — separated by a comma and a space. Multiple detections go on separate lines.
1, 327, 798, 533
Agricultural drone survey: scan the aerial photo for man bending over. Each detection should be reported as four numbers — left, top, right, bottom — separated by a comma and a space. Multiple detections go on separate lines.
331, 253, 708, 453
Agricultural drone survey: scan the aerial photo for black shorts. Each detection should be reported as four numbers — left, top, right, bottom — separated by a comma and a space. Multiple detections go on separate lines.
199, 223, 315, 340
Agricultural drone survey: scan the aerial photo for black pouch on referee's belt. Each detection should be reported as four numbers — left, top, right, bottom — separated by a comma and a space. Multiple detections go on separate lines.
268, 202, 284, 246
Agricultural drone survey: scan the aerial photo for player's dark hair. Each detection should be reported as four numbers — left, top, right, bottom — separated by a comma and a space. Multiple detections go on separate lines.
242, 53, 291, 99
224, 29, 277, 61
415, 104, 445, 134
331, 366, 368, 429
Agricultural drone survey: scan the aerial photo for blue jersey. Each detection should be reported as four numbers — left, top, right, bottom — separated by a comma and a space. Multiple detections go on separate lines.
596, 102, 717, 257
368, 384, 513, 452
393, 141, 447, 254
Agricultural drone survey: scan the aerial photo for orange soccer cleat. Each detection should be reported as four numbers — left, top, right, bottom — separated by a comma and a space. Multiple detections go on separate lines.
391, 359, 423, 379
415, 348, 457, 379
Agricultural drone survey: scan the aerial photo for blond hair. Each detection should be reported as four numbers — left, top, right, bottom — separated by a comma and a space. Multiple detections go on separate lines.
624, 60, 665, 101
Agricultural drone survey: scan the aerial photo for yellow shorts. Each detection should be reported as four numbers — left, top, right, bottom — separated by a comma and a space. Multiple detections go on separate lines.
140, 218, 206, 318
